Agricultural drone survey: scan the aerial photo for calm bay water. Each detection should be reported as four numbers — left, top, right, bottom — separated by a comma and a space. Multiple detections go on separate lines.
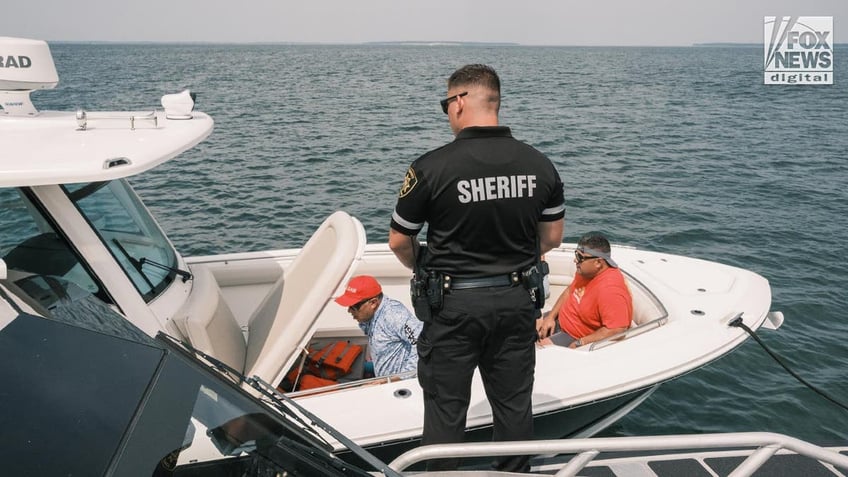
41, 43, 848, 443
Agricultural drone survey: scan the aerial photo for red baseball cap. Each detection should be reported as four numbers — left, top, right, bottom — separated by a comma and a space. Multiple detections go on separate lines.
334, 275, 382, 307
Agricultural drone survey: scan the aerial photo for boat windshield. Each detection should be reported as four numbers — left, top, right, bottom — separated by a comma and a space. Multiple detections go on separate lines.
0, 279, 376, 477
0, 187, 110, 307
163, 335, 400, 477
62, 180, 179, 302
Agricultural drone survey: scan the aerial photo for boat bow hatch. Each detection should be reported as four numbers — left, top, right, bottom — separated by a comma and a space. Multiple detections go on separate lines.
630, 256, 736, 295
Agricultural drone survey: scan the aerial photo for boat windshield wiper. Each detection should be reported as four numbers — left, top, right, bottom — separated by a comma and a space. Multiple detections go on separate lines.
111, 238, 155, 290
159, 335, 326, 443
139, 257, 192, 282
159, 337, 336, 446
111, 239, 192, 284
158, 333, 402, 477
245, 375, 404, 477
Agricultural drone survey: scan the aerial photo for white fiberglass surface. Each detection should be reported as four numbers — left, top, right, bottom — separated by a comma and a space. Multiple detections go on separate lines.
0, 111, 213, 188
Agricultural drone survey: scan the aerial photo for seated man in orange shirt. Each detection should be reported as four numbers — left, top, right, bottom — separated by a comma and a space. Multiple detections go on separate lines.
536, 233, 632, 348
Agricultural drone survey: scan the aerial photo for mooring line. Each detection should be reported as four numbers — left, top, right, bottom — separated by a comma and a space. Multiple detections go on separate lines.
729, 316, 848, 412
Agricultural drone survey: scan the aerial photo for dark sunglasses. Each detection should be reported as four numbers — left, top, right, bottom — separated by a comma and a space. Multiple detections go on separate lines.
574, 251, 599, 264
440, 91, 468, 114
349, 297, 375, 312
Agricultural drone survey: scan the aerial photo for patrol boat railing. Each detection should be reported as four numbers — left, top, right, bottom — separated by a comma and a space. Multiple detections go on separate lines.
388, 432, 848, 476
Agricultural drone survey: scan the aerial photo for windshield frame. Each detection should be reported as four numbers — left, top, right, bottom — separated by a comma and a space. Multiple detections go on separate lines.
61, 179, 179, 303
0, 187, 114, 306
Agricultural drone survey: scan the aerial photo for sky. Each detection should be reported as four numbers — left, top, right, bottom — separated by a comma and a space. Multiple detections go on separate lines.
2, 1, 846, 46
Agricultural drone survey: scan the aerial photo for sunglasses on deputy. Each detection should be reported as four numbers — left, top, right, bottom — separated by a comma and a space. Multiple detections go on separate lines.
440, 91, 468, 114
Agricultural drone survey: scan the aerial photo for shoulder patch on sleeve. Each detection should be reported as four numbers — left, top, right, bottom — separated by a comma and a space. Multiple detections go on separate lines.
398, 167, 418, 198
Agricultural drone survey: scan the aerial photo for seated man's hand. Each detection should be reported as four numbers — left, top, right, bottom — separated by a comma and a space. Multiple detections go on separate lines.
536, 336, 553, 347
535, 311, 556, 340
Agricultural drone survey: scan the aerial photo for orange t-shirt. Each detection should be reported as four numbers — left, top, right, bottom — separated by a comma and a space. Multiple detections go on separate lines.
558, 267, 632, 339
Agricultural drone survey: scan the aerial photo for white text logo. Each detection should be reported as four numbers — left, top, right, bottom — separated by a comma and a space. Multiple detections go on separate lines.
764, 16, 833, 85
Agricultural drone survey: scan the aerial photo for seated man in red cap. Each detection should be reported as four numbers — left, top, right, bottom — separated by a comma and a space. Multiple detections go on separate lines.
536, 233, 632, 348
335, 275, 422, 377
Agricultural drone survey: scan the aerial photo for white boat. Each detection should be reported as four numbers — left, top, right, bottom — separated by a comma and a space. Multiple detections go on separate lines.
0, 37, 784, 464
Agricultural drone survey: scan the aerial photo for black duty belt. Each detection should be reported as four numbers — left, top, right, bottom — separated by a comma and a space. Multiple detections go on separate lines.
447, 272, 521, 290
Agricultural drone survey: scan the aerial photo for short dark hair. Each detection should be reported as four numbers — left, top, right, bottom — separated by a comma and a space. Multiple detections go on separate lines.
577, 233, 612, 255
448, 64, 500, 112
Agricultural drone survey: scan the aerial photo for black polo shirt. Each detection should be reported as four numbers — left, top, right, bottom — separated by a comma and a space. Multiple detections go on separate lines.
391, 126, 565, 278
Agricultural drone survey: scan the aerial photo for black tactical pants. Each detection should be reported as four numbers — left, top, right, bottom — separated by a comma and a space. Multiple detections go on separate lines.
416, 284, 536, 472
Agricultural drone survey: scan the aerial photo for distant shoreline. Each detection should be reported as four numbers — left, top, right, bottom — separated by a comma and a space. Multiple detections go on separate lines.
363, 41, 519, 46
46, 40, 847, 48
693, 43, 761, 48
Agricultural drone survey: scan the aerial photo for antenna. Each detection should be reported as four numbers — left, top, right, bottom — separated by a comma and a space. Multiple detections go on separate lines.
0, 37, 60, 116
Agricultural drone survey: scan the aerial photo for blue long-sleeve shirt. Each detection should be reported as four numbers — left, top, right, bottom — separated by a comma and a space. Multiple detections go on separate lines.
358, 296, 422, 377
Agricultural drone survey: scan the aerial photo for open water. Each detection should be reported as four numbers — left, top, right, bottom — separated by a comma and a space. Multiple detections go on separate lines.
39, 43, 848, 443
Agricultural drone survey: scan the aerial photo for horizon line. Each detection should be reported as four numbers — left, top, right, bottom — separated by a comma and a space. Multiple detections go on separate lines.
38, 39, 848, 48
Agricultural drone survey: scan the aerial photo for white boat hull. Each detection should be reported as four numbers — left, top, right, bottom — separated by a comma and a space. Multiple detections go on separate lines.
186, 241, 774, 457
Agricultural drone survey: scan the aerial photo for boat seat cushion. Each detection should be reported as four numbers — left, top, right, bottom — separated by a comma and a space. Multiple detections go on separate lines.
173, 264, 246, 371
628, 277, 664, 327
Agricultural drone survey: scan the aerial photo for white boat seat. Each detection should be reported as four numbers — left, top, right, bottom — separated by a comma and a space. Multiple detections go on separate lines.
243, 211, 366, 385
172, 264, 246, 371
209, 261, 284, 288
628, 276, 666, 327
173, 211, 365, 383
